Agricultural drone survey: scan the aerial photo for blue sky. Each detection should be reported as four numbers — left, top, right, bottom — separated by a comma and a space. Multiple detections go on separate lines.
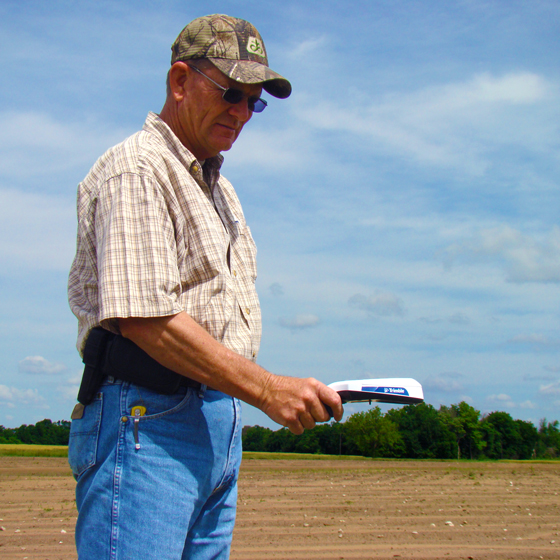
1, 0, 559, 429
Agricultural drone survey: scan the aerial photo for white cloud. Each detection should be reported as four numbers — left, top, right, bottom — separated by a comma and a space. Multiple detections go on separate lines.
0, 188, 75, 271
228, 125, 312, 172
18, 356, 67, 375
68, 374, 82, 385
423, 372, 465, 393
278, 314, 320, 331
486, 393, 515, 408
269, 283, 284, 297
509, 334, 560, 347
520, 400, 536, 409
524, 371, 558, 382
0, 111, 129, 179
539, 381, 560, 398
425, 72, 548, 108
349, 292, 405, 317
287, 35, 328, 58
448, 312, 470, 325
0, 385, 46, 405
0, 385, 12, 400
57, 383, 79, 402
296, 71, 557, 175
444, 225, 560, 283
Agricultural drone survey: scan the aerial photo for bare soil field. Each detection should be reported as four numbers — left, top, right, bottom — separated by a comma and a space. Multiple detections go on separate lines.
0, 456, 558, 559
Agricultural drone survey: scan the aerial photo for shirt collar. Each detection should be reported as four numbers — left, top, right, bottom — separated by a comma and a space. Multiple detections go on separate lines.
143, 112, 224, 179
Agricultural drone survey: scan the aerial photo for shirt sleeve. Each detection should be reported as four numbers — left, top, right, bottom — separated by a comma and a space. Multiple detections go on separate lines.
95, 172, 184, 322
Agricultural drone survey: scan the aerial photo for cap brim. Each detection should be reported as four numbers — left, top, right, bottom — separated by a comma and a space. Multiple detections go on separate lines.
209, 58, 292, 99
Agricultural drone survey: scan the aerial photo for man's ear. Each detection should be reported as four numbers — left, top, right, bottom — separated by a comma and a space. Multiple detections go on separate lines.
168, 62, 191, 102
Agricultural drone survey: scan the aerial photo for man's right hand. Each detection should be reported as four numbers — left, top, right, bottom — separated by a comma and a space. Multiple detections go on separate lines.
258, 374, 344, 435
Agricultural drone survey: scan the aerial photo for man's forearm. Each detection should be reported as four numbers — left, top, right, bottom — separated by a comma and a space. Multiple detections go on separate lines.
117, 312, 344, 433
118, 312, 272, 410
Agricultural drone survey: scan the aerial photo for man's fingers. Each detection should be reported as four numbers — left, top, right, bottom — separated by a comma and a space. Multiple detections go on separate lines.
318, 385, 344, 422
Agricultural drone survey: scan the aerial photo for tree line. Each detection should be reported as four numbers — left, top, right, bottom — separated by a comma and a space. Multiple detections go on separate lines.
242, 402, 560, 460
2, 403, 559, 460
0, 419, 71, 445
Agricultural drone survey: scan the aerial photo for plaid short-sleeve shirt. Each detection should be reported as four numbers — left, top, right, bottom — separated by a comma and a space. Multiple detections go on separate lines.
68, 112, 262, 363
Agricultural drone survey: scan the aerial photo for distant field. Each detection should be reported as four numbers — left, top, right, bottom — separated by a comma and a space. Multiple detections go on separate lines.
242, 451, 368, 461
1, 444, 558, 462
0, 444, 68, 457
0, 446, 365, 460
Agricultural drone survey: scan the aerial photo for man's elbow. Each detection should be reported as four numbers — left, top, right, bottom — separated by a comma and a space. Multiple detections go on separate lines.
117, 315, 179, 342
117, 317, 149, 341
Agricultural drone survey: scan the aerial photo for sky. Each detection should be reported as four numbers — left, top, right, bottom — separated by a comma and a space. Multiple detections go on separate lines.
1, 0, 559, 430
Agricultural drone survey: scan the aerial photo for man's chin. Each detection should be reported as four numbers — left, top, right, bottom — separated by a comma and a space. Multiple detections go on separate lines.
213, 139, 236, 154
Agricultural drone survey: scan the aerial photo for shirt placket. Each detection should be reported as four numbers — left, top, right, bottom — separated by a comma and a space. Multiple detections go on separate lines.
189, 161, 238, 338
212, 184, 260, 363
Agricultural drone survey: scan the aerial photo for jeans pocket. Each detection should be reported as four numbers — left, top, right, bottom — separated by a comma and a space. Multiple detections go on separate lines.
126, 385, 192, 419
68, 393, 103, 479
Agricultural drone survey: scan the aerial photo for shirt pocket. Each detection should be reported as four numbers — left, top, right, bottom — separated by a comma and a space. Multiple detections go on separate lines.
237, 225, 258, 282
68, 393, 103, 479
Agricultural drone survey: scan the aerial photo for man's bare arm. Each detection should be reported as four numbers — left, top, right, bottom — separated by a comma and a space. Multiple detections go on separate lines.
118, 313, 343, 434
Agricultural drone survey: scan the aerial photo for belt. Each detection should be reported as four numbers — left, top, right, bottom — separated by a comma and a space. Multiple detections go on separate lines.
84, 327, 202, 395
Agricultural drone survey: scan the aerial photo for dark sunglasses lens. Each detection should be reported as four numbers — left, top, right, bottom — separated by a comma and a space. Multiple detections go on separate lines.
249, 98, 267, 113
222, 88, 267, 113
222, 88, 245, 104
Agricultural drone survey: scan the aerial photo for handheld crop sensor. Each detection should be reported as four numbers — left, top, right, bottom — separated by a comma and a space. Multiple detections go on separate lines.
325, 378, 424, 417
328, 378, 424, 405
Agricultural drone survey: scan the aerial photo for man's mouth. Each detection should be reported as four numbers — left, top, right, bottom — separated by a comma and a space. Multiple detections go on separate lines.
216, 123, 239, 138
218, 122, 238, 131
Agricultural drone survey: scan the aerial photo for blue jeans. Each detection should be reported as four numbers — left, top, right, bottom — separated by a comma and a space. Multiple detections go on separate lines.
68, 377, 242, 560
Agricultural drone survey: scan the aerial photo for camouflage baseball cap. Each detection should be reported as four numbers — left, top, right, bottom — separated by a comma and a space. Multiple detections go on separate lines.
171, 14, 292, 99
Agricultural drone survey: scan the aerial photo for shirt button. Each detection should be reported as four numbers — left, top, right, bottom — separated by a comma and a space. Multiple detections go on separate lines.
245, 307, 251, 315
233, 270, 237, 277
192, 165, 199, 172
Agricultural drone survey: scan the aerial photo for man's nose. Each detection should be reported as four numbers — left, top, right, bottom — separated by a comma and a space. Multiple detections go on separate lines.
228, 98, 252, 123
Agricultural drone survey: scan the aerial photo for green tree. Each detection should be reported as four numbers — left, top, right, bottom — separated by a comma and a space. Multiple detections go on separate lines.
265, 428, 297, 453
242, 425, 273, 451
480, 412, 521, 459
536, 419, 560, 458
293, 429, 321, 454
343, 406, 403, 458
386, 403, 457, 459
311, 422, 355, 456
0, 425, 21, 444
515, 419, 538, 459
14, 419, 70, 445
439, 402, 485, 459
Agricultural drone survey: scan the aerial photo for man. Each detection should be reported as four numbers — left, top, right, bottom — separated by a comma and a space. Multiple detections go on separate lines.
67, 14, 343, 560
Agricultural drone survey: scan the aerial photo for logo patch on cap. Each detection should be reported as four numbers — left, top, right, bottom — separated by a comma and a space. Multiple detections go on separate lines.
247, 36, 265, 57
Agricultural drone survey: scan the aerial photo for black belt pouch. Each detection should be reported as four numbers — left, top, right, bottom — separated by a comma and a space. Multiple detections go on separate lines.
77, 327, 185, 405
77, 327, 111, 405
103, 334, 185, 394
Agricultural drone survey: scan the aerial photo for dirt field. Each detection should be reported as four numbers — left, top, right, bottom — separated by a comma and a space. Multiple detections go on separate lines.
0, 456, 558, 559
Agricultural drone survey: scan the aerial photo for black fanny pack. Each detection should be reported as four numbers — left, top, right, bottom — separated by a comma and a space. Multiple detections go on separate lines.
77, 327, 201, 405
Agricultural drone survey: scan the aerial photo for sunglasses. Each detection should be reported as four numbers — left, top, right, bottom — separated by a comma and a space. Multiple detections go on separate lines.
188, 64, 268, 113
